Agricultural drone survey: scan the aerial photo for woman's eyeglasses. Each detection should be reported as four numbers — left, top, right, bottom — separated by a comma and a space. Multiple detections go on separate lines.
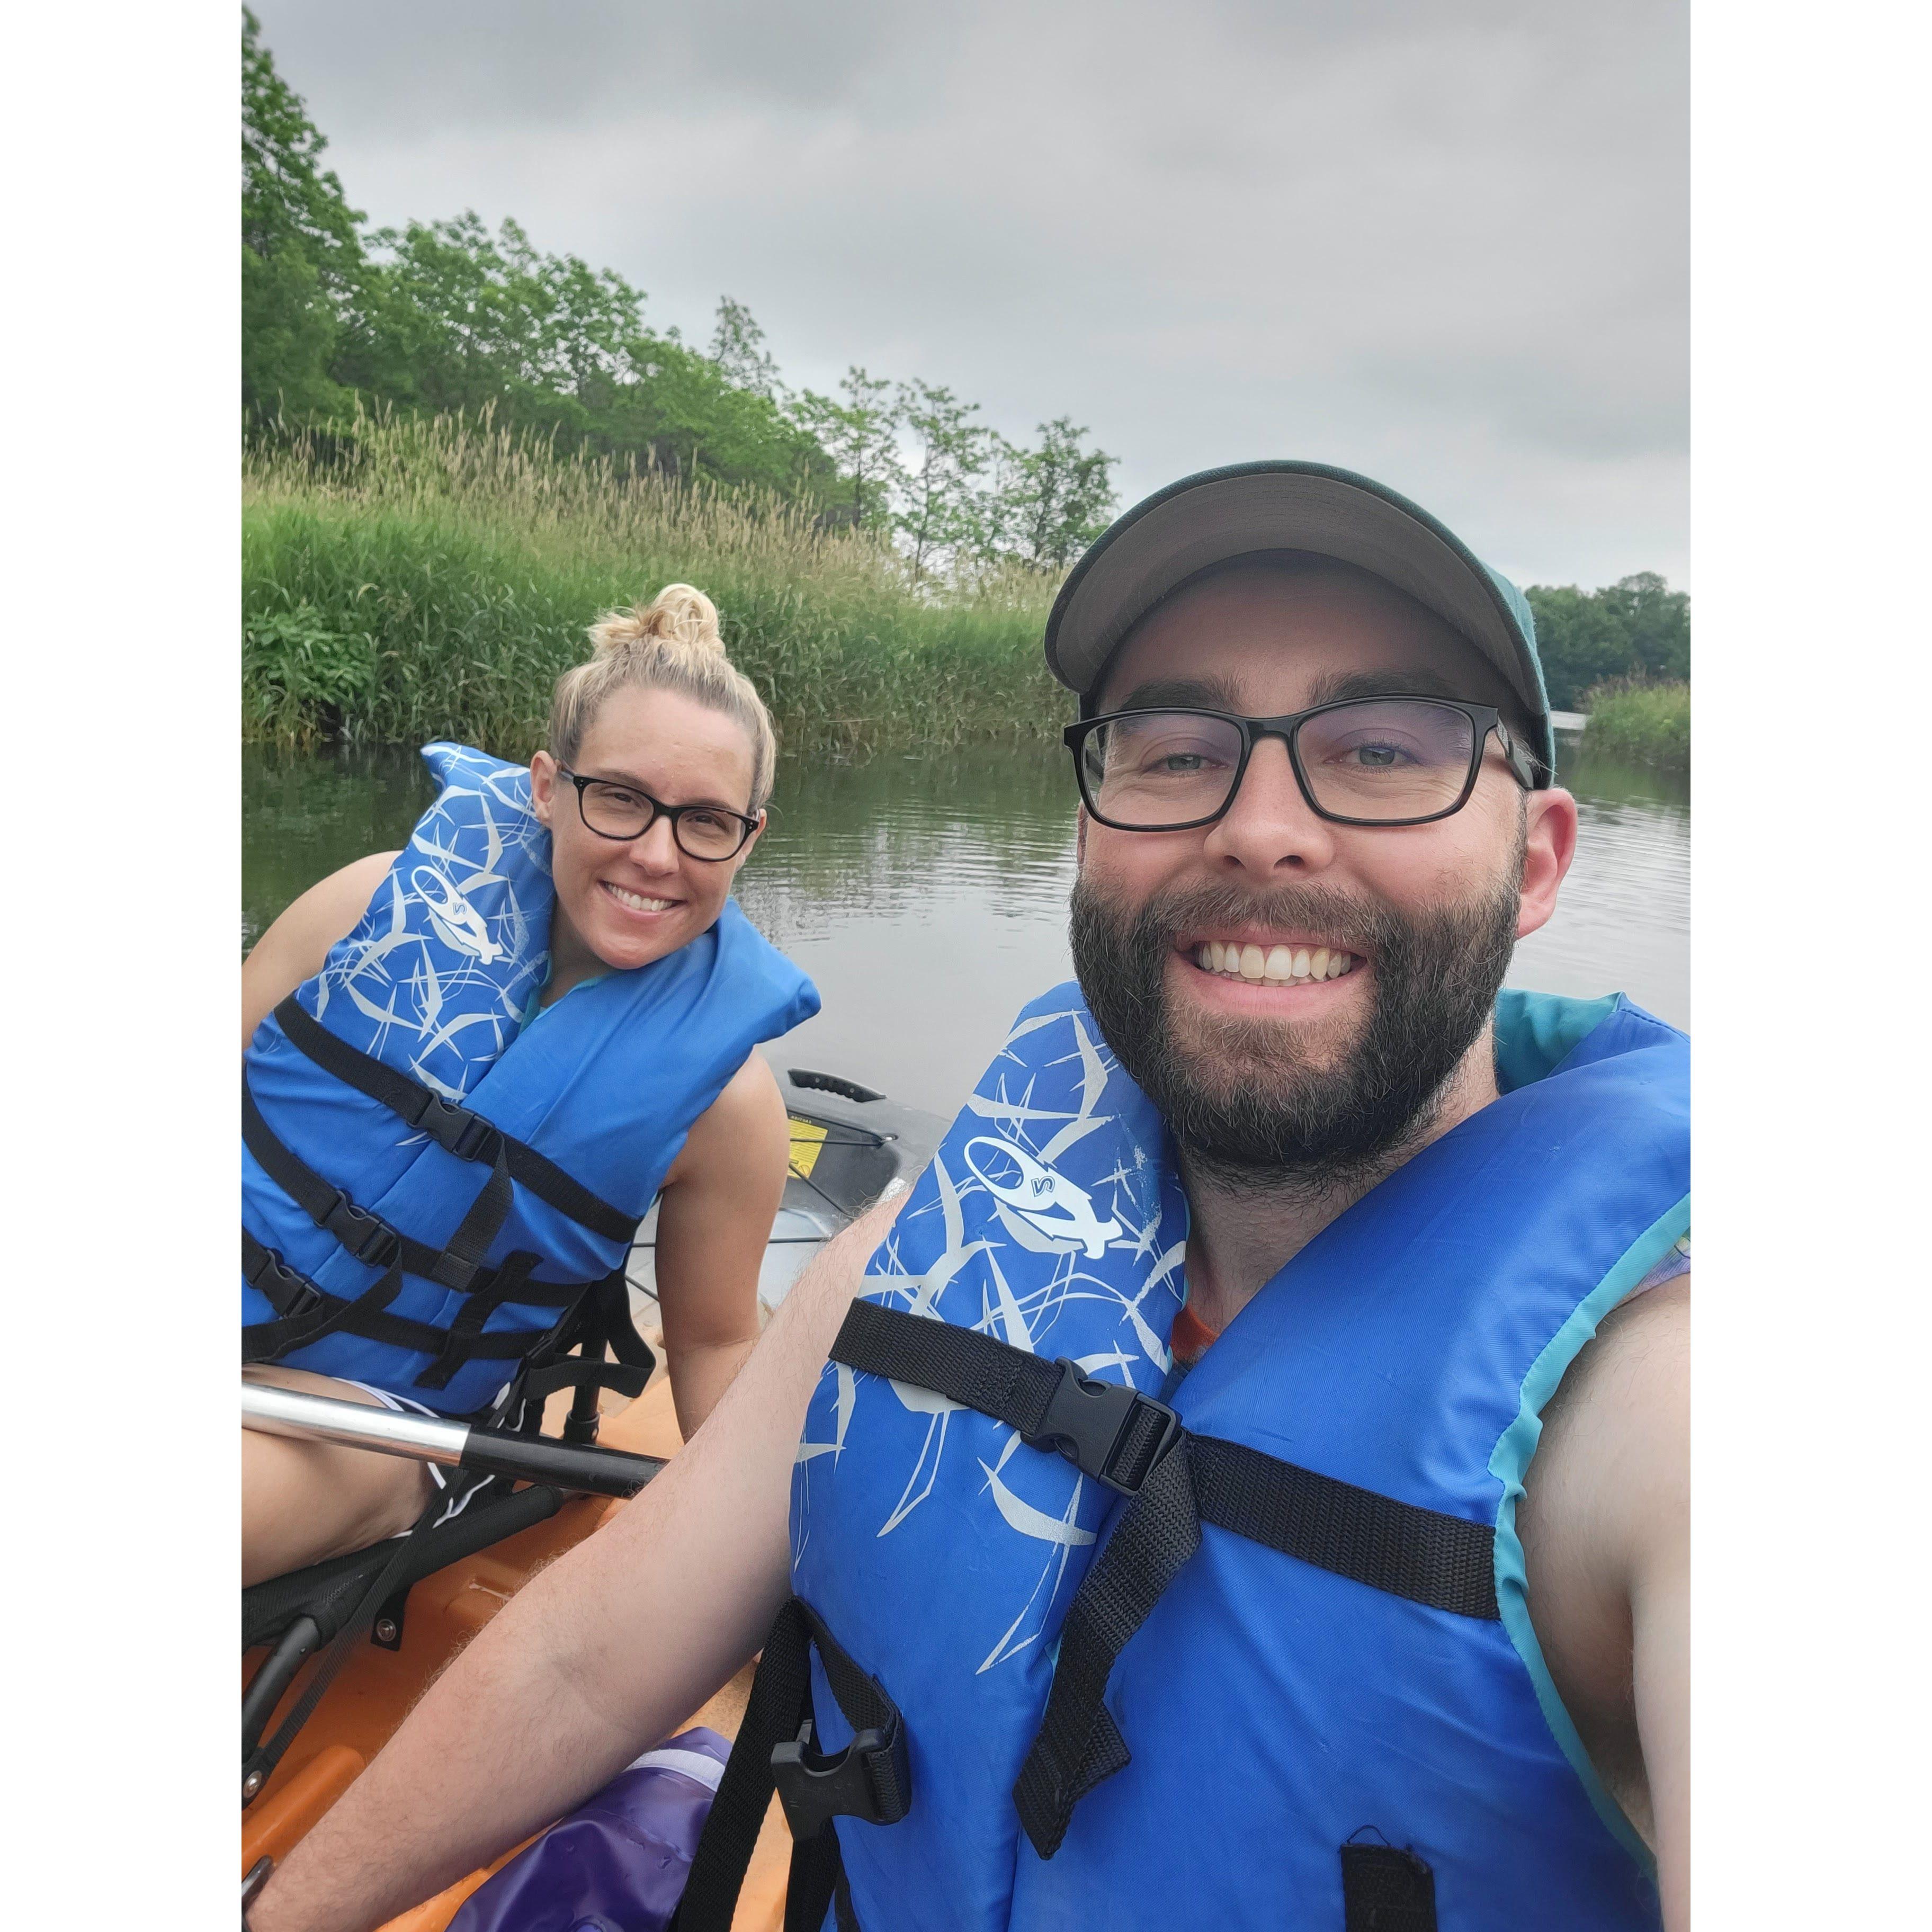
556, 767, 762, 861
1062, 696, 1539, 832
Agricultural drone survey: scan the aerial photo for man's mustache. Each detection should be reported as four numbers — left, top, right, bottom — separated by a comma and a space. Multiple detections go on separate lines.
1128, 879, 1402, 959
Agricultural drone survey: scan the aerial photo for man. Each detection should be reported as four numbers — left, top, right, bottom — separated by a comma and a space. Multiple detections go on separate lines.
254, 463, 1688, 1932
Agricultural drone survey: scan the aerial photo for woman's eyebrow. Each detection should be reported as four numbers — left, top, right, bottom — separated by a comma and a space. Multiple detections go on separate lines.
580, 768, 739, 812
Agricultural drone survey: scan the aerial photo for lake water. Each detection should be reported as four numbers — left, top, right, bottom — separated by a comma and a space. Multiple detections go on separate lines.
243, 731, 1688, 1122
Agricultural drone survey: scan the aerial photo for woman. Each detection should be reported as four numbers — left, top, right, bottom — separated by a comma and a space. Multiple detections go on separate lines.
241, 586, 817, 1585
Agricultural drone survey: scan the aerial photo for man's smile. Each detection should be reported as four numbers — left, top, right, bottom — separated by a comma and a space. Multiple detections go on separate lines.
1168, 925, 1368, 1010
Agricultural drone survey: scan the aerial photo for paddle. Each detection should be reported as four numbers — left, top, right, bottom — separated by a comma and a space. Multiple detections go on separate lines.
242, 1381, 667, 1499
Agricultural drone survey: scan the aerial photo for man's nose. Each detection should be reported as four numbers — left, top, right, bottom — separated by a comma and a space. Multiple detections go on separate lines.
1201, 735, 1338, 876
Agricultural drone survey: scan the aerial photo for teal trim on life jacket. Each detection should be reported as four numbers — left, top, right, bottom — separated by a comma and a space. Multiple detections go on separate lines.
1489, 1188, 1692, 1873
1493, 987, 1621, 1092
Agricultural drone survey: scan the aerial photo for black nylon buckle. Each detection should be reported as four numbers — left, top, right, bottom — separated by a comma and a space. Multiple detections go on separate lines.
243, 1240, 323, 1320
1025, 1358, 1180, 1495
320, 1192, 401, 1269
770, 1714, 911, 1841
411, 1092, 503, 1166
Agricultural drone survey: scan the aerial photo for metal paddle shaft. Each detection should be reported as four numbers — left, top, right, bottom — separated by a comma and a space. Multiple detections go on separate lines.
241, 1382, 666, 1499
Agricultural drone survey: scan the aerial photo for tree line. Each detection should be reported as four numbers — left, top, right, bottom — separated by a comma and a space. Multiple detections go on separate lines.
242, 11, 1117, 583
244, 10, 1686, 686
1524, 575, 1690, 712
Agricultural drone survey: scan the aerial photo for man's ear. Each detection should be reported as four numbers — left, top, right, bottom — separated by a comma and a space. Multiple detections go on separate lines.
1516, 788, 1579, 940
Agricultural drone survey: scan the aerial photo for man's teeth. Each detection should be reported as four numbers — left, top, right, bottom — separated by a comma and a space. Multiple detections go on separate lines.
1191, 940, 1358, 984
605, 883, 674, 913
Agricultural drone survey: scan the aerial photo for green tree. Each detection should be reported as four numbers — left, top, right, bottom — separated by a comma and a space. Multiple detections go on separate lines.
1599, 572, 1690, 684
1525, 575, 1692, 710
895, 380, 994, 584
985, 417, 1119, 569
241, 7, 364, 421
792, 368, 905, 532
709, 297, 783, 401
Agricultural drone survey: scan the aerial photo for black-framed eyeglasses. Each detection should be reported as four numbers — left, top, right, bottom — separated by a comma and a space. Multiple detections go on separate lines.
1062, 696, 1540, 832
556, 766, 762, 860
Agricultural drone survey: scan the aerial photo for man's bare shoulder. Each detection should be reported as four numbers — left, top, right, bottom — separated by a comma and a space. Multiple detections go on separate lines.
1517, 1277, 1688, 1840
1523, 1277, 1688, 1592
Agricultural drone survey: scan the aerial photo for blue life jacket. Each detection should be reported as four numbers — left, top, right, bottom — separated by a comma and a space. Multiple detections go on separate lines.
758, 982, 1687, 1932
241, 743, 819, 1416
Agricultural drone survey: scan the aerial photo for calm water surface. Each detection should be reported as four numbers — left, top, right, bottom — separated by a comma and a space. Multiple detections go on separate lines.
243, 732, 1687, 1121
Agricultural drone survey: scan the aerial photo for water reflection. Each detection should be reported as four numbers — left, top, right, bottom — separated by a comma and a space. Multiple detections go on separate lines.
243, 730, 1688, 1121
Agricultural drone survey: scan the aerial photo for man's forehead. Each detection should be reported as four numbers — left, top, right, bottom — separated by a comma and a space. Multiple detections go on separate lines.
1097, 557, 1512, 712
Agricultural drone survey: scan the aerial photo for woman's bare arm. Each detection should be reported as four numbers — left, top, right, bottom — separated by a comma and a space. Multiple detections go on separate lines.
653, 1053, 791, 1437
252, 1189, 906, 1932
243, 851, 399, 1046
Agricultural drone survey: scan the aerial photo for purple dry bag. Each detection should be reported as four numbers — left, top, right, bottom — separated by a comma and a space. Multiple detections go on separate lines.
448, 1728, 729, 1932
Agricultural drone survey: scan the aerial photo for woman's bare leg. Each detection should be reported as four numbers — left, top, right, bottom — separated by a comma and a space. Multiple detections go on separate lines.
243, 1366, 437, 1587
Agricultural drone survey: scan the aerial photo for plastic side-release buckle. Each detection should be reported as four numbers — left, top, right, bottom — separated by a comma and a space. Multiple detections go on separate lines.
319, 1191, 402, 1270
1025, 1358, 1181, 1495
242, 1240, 325, 1321
770, 1712, 912, 1842
409, 1092, 504, 1166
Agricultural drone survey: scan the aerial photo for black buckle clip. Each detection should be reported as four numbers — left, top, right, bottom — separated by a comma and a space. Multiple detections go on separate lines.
1025, 1358, 1180, 1495
320, 1192, 401, 1270
770, 1713, 911, 1842
243, 1241, 324, 1319
413, 1093, 503, 1166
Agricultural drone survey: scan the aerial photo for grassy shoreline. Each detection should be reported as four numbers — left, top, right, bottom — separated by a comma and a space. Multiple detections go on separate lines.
1578, 679, 1689, 770
244, 414, 1066, 759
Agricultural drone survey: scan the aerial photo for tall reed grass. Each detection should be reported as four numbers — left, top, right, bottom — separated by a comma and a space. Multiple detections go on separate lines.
243, 411, 1068, 757
1579, 678, 1690, 770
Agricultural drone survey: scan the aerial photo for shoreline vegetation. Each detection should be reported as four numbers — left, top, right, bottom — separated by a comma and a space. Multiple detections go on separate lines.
1578, 679, 1690, 770
242, 11, 1692, 761
244, 413, 1063, 758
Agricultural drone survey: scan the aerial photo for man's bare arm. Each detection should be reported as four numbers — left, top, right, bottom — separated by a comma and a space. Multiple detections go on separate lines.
1520, 1279, 1689, 1929
253, 1189, 907, 1932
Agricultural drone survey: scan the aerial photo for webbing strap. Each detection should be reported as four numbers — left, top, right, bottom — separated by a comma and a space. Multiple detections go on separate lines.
831, 1300, 1500, 1859
244, 1079, 575, 1305
274, 996, 636, 1245
830, 1300, 1179, 1495
672, 1598, 904, 1932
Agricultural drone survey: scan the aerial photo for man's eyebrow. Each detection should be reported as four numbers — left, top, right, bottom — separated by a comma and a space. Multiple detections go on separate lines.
1304, 667, 1469, 706
1105, 674, 1247, 713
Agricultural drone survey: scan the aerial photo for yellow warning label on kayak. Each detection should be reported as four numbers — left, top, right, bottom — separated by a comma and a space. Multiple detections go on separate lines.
789, 1117, 828, 1178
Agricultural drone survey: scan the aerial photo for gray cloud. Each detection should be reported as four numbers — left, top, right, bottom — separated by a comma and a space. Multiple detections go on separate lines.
251, 0, 1687, 587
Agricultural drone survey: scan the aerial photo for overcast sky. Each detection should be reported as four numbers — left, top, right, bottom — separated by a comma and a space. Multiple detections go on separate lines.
251, 0, 1687, 591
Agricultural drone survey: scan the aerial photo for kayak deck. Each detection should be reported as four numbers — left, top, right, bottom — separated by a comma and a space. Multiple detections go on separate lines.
241, 1371, 792, 1931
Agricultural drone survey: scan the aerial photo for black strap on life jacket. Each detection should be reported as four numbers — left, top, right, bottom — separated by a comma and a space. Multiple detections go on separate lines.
274, 996, 635, 1244
243, 1001, 664, 1388
672, 1597, 908, 1932
828, 1299, 1501, 1860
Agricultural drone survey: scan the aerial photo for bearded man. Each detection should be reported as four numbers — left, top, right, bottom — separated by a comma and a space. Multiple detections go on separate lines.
255, 464, 1688, 1932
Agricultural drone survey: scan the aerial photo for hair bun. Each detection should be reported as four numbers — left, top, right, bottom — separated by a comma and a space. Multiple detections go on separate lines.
588, 584, 726, 658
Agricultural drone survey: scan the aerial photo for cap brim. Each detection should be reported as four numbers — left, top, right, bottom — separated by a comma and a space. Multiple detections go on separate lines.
1044, 461, 1552, 771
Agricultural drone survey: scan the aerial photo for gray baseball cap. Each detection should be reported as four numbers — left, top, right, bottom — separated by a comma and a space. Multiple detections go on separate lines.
1043, 459, 1555, 780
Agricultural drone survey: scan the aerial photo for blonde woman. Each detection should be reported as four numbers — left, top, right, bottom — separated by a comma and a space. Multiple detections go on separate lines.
241, 587, 817, 1585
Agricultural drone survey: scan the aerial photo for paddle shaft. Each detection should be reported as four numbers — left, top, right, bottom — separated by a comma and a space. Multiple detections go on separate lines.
241, 1382, 665, 1498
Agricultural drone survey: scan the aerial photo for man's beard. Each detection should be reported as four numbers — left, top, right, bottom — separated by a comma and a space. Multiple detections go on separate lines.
1068, 856, 1523, 1195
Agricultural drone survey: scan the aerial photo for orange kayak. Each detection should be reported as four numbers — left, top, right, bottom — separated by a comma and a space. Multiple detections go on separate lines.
241, 1372, 792, 1932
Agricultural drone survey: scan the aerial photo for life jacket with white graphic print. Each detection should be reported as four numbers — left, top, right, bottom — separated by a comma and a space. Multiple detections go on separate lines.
676, 981, 1686, 1932
241, 742, 818, 1415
